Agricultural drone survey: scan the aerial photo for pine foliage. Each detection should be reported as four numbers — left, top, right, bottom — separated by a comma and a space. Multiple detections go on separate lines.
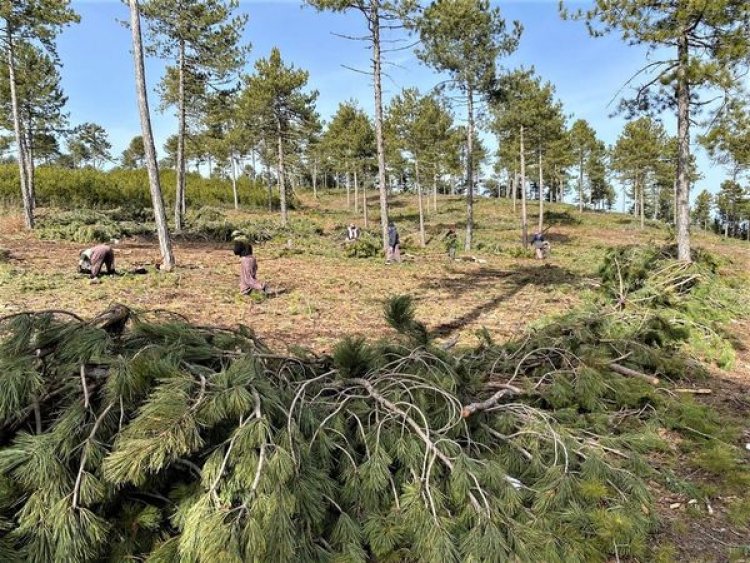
0, 247, 742, 561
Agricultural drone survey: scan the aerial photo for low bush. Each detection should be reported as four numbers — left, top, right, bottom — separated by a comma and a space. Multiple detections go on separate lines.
0, 165, 276, 210
345, 232, 381, 258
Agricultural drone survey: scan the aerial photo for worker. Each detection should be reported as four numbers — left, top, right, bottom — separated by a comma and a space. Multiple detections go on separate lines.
444, 228, 458, 260
345, 223, 360, 243
387, 221, 401, 264
79, 244, 115, 278
234, 240, 270, 295
530, 230, 549, 260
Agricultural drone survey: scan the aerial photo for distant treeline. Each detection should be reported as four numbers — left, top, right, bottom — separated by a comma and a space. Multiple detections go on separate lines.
0, 165, 274, 209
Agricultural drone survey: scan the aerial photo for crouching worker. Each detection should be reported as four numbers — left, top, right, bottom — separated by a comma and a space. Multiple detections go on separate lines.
530, 230, 550, 260
79, 244, 115, 278
345, 223, 360, 244
234, 240, 267, 295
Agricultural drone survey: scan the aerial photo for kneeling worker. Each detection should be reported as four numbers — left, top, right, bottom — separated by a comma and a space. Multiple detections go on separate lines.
345, 223, 360, 243
234, 240, 275, 296
79, 244, 115, 278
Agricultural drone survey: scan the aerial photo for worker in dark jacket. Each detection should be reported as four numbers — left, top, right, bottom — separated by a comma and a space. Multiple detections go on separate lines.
387, 221, 401, 263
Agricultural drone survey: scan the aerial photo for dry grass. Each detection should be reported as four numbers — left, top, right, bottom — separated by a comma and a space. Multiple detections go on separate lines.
0, 193, 748, 353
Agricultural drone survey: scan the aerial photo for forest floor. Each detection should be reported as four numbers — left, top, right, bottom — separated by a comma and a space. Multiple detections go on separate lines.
1, 193, 749, 560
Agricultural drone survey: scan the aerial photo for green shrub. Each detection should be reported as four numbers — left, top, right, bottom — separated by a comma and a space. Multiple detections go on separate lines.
345, 232, 381, 258
0, 165, 275, 210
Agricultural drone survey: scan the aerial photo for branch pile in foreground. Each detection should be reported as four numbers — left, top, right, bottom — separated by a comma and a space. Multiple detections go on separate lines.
0, 245, 740, 562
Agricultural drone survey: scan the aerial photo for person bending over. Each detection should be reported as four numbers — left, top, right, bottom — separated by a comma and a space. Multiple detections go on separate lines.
79, 244, 115, 278
530, 230, 549, 260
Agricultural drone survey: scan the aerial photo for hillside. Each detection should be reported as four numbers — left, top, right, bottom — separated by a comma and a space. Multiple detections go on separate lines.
2, 193, 746, 351
1, 194, 749, 561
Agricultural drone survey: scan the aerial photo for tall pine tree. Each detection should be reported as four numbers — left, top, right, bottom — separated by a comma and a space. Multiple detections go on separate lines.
563, 0, 750, 261
416, 0, 521, 251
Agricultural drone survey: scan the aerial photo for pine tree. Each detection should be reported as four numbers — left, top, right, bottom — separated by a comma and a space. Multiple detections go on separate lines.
67, 123, 112, 169
386, 89, 451, 246
321, 102, 375, 218
128, 0, 174, 272
568, 119, 598, 212
141, 0, 248, 232
715, 180, 748, 238
692, 190, 713, 231
416, 0, 521, 251
0, 0, 78, 229
239, 48, 318, 226
611, 117, 668, 229
120, 135, 145, 169
491, 68, 564, 246
0, 42, 68, 209
699, 96, 750, 182
306, 0, 417, 255
563, 0, 750, 261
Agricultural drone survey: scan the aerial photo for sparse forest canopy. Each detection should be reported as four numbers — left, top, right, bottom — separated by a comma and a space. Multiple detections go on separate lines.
562, 0, 750, 261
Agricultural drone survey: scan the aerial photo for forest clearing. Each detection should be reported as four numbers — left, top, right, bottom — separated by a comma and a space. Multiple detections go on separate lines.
1, 193, 750, 561
3, 0, 750, 560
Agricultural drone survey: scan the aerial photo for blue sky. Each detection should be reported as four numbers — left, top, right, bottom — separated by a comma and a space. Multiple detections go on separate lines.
58, 0, 729, 203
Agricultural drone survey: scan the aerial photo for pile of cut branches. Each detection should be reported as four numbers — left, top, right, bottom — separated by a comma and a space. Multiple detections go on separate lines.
0, 247, 742, 562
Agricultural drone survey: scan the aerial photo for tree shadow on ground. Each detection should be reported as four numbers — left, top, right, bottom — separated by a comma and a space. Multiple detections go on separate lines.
422, 263, 582, 337
545, 232, 572, 244
546, 210, 582, 226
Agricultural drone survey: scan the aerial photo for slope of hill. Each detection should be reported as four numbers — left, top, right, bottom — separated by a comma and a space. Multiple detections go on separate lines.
1, 194, 749, 560
2, 193, 745, 351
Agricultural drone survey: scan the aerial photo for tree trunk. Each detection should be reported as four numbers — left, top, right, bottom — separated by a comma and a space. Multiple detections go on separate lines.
538, 151, 544, 232
312, 161, 318, 198
231, 154, 239, 210
371, 1, 389, 253
6, 25, 33, 229
266, 161, 273, 211
276, 120, 288, 226
675, 32, 692, 262
129, 0, 174, 271
345, 170, 351, 208
639, 177, 645, 229
363, 174, 368, 228
652, 185, 659, 221
251, 150, 257, 181
432, 171, 437, 212
464, 85, 475, 251
354, 168, 359, 213
512, 168, 517, 213
23, 129, 35, 210
174, 38, 186, 231
578, 149, 584, 213
416, 159, 425, 247
520, 126, 528, 248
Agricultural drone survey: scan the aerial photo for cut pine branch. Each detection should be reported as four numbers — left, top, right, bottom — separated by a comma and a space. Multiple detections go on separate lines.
610, 362, 659, 385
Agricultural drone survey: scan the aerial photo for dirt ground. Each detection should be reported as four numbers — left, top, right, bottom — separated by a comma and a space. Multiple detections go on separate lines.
0, 205, 594, 351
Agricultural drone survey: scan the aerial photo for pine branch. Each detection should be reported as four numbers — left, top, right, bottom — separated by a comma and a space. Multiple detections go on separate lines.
73, 402, 114, 510
460, 384, 523, 418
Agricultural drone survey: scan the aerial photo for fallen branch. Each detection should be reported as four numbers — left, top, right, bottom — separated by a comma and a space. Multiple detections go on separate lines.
674, 388, 712, 395
73, 402, 114, 509
610, 363, 659, 385
461, 384, 523, 418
